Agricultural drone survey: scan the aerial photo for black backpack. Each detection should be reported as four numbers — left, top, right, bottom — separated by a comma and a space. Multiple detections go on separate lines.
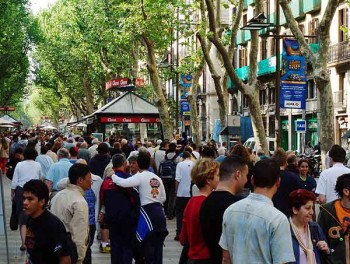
159, 154, 178, 180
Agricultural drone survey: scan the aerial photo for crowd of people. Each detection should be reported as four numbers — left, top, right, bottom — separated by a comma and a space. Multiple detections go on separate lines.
1, 130, 350, 264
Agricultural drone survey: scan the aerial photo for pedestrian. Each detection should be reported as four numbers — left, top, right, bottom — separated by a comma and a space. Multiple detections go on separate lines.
318, 173, 350, 263
272, 148, 301, 217
220, 159, 295, 263
23, 179, 72, 263
45, 148, 72, 193
199, 155, 248, 263
316, 144, 350, 204
174, 151, 195, 241
297, 159, 317, 192
179, 158, 220, 264
11, 147, 42, 251
288, 189, 330, 263
112, 152, 167, 264
35, 145, 54, 178
88, 142, 111, 178
100, 153, 140, 264
50, 163, 91, 264
0, 136, 10, 175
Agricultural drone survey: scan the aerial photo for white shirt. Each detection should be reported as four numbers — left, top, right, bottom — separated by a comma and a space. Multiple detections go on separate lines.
315, 163, 350, 203
11, 160, 42, 189
112, 170, 166, 206
192, 151, 200, 159
175, 159, 194, 197
154, 149, 166, 170
88, 144, 98, 158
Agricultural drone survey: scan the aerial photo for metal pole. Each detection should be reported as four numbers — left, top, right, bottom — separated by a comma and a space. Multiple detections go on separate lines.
275, 0, 281, 148
175, 7, 180, 136
0, 172, 10, 264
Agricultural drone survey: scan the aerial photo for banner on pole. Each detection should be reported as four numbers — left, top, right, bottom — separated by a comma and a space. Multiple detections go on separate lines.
280, 39, 307, 109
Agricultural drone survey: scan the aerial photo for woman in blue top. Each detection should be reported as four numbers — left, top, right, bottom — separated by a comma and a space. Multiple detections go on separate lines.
288, 189, 330, 264
298, 159, 317, 192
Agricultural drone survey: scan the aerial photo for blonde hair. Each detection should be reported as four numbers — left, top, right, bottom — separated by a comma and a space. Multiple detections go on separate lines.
191, 158, 219, 188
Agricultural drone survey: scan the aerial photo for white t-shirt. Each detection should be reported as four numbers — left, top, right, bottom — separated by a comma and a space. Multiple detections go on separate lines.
112, 170, 166, 206
315, 163, 350, 203
175, 159, 194, 197
11, 160, 42, 189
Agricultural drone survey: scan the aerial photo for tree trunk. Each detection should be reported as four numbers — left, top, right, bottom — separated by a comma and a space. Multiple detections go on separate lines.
83, 73, 95, 114
247, 89, 269, 154
142, 35, 173, 140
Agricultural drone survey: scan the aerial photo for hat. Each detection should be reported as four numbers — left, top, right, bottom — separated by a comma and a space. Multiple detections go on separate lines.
97, 142, 109, 154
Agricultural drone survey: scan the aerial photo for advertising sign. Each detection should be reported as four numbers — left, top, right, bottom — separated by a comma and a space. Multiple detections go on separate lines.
180, 101, 190, 116
179, 74, 192, 99
105, 78, 130, 90
100, 116, 161, 123
280, 39, 307, 109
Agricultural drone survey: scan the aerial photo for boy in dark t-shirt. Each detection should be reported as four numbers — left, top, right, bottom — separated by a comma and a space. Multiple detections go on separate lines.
23, 180, 71, 264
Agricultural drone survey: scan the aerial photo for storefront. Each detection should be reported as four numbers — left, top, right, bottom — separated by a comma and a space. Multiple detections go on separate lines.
86, 92, 163, 142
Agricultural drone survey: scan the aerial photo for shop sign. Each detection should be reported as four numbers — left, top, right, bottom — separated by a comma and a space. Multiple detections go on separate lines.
135, 78, 145, 87
0, 106, 15, 111
280, 39, 307, 109
105, 78, 130, 90
100, 116, 161, 123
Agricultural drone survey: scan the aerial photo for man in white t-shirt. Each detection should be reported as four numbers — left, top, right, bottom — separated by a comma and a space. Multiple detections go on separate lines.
316, 144, 350, 204
174, 151, 194, 240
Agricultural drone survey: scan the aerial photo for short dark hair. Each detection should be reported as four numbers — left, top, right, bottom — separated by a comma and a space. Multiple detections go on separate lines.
69, 146, 78, 157
288, 189, 316, 216
112, 153, 126, 168
220, 155, 247, 181
40, 145, 48, 155
23, 147, 38, 160
335, 173, 350, 199
182, 151, 191, 159
23, 180, 49, 209
287, 154, 297, 165
272, 148, 287, 167
201, 146, 216, 158
129, 156, 137, 162
68, 163, 91, 184
137, 152, 150, 170
329, 145, 346, 163
252, 159, 280, 188
168, 143, 177, 152
298, 158, 309, 168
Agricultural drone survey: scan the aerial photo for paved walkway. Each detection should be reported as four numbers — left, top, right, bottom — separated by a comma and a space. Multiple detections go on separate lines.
0, 176, 182, 264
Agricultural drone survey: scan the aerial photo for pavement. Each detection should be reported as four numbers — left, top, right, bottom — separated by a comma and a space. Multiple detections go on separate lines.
0, 175, 182, 264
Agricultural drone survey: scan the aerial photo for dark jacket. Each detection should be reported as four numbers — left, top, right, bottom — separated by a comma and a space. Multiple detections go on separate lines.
290, 221, 327, 264
317, 200, 350, 264
88, 154, 111, 178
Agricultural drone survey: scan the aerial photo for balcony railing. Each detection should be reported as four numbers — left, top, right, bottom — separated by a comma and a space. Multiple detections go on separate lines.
328, 41, 350, 65
333, 91, 347, 108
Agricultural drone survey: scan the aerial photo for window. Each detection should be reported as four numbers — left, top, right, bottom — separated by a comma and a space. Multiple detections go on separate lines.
243, 95, 249, 108
269, 38, 276, 57
239, 47, 248, 67
259, 89, 266, 105
339, 72, 346, 104
339, 8, 349, 42
307, 79, 317, 99
269, 87, 276, 104
260, 38, 267, 60
308, 18, 319, 44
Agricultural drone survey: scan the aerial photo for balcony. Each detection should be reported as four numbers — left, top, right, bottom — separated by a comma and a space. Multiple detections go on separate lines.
333, 91, 347, 109
242, 30, 251, 43
328, 41, 350, 66
236, 66, 249, 81
302, 0, 321, 14
235, 30, 243, 45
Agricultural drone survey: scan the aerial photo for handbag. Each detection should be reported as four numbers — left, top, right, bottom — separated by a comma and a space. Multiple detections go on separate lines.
10, 199, 18, 231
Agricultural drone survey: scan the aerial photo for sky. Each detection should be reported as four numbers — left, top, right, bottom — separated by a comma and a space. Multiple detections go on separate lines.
29, 0, 57, 14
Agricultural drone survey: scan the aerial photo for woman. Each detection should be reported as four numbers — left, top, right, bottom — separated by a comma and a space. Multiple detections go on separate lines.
289, 189, 330, 264
11, 147, 42, 250
298, 159, 317, 192
179, 158, 220, 264
0, 136, 9, 175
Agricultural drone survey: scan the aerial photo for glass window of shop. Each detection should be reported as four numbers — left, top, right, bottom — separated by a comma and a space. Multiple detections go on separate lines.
105, 123, 162, 142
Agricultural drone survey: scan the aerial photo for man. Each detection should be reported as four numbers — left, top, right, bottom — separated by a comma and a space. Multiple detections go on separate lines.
129, 155, 140, 175
199, 155, 248, 264
78, 142, 90, 163
316, 144, 350, 204
154, 141, 166, 172
100, 153, 140, 263
45, 148, 72, 192
88, 138, 99, 158
50, 163, 91, 264
219, 159, 295, 264
318, 173, 350, 263
272, 148, 301, 217
23, 179, 71, 264
88, 142, 111, 178
35, 145, 54, 179
214, 147, 226, 163
174, 151, 194, 241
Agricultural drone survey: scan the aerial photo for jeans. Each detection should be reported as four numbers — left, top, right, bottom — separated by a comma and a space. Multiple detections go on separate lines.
175, 197, 190, 236
83, 224, 96, 264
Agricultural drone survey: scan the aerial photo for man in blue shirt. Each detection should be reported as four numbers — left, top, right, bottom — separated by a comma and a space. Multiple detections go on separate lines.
219, 159, 295, 264
45, 148, 72, 192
